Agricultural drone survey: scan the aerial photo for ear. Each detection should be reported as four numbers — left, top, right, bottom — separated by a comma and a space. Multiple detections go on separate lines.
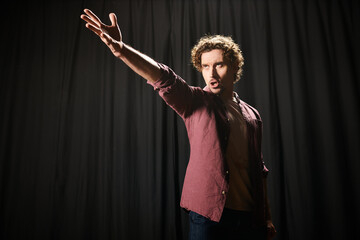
232, 65, 239, 84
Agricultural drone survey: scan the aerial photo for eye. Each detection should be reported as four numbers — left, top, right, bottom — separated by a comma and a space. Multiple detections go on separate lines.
202, 65, 209, 69
216, 63, 223, 68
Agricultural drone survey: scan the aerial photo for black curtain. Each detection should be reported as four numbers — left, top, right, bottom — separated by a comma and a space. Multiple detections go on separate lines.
1, 0, 359, 239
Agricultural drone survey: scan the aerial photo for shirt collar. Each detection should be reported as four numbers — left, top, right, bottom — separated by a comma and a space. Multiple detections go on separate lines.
233, 92, 241, 104
203, 86, 241, 104
203, 85, 211, 92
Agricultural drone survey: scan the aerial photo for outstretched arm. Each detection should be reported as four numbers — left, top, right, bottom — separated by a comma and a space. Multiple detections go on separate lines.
80, 9, 162, 83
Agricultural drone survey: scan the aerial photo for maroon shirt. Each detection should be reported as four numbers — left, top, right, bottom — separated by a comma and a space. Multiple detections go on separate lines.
148, 64, 269, 225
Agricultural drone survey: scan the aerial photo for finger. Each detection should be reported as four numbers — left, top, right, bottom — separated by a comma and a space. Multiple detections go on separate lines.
109, 13, 117, 27
81, 14, 100, 28
269, 228, 276, 239
85, 23, 102, 36
84, 9, 103, 27
266, 227, 274, 240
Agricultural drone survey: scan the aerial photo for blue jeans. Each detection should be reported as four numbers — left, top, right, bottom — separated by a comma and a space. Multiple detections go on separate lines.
188, 209, 266, 240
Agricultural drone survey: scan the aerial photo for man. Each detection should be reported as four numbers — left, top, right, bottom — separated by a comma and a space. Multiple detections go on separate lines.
81, 9, 276, 240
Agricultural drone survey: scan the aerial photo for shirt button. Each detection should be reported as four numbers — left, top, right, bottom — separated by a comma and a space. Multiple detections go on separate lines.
226, 171, 229, 174
222, 190, 226, 195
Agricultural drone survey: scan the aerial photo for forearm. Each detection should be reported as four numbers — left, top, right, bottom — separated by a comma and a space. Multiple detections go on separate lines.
263, 178, 272, 221
118, 43, 162, 83
263, 178, 277, 239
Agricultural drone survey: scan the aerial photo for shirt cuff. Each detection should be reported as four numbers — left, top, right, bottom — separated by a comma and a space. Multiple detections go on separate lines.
146, 63, 174, 91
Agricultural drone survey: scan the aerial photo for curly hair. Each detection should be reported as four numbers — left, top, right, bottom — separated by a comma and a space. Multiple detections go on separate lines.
191, 35, 244, 83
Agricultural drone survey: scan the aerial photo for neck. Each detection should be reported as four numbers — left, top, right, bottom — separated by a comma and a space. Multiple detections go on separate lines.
219, 90, 233, 102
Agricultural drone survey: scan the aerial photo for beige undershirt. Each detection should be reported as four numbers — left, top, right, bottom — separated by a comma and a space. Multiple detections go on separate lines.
224, 97, 254, 211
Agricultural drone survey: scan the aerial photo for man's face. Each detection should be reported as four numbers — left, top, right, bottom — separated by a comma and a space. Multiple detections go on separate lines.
201, 49, 237, 98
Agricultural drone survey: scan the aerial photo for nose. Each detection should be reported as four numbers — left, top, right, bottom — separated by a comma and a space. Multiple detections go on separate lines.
211, 66, 218, 77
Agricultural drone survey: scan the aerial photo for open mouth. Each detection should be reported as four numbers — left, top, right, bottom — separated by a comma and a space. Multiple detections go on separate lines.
210, 79, 220, 88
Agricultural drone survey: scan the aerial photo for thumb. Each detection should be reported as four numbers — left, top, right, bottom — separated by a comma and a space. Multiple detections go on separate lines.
109, 13, 118, 27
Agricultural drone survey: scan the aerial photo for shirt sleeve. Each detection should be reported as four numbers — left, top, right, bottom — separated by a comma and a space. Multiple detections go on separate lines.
147, 63, 196, 118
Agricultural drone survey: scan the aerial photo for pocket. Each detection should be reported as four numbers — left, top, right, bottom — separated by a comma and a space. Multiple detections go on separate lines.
189, 211, 209, 224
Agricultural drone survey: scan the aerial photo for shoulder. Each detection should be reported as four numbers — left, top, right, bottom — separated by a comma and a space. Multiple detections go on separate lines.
239, 99, 262, 121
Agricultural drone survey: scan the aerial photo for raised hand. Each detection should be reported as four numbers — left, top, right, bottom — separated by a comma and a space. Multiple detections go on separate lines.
80, 9, 123, 57
80, 9, 161, 82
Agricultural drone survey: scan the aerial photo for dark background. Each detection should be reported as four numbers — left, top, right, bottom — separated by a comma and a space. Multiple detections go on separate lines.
1, 0, 359, 239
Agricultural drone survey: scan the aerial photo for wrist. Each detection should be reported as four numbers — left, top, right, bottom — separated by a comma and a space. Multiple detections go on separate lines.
117, 42, 126, 59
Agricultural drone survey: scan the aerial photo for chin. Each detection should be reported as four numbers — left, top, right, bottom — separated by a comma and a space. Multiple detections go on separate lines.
210, 88, 223, 95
